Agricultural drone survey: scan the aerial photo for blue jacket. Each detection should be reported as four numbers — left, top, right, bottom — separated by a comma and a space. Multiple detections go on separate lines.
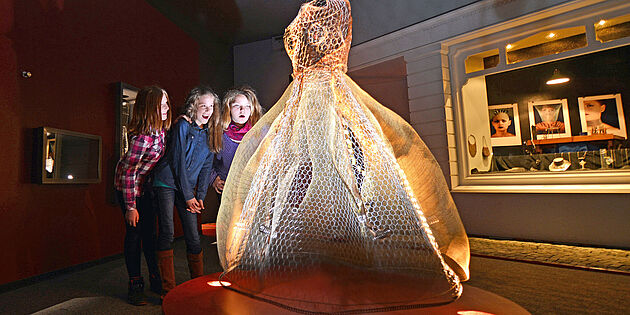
153, 120, 214, 201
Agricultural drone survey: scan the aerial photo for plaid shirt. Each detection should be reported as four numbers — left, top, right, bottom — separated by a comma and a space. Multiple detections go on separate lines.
114, 130, 165, 211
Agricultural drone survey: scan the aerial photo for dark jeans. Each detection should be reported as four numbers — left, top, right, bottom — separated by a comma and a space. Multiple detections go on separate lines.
116, 190, 159, 279
155, 187, 202, 254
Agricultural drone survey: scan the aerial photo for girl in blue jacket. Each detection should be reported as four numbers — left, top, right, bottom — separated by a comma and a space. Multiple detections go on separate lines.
153, 86, 221, 297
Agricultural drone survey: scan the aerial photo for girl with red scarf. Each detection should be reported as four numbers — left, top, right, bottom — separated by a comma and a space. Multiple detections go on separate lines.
209, 86, 263, 198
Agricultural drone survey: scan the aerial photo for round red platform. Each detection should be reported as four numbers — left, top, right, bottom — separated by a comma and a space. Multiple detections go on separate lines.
163, 272, 530, 315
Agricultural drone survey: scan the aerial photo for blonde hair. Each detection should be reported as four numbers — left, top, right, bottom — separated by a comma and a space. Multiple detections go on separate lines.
128, 86, 171, 135
216, 86, 263, 149
219, 86, 263, 129
183, 85, 222, 153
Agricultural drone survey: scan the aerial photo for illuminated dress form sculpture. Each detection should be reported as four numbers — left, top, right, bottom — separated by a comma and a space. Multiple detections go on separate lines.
217, 0, 469, 312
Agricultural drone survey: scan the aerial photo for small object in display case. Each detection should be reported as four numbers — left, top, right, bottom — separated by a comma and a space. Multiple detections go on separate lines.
549, 156, 571, 172
468, 135, 477, 157
481, 136, 491, 157
599, 148, 614, 169
578, 151, 588, 170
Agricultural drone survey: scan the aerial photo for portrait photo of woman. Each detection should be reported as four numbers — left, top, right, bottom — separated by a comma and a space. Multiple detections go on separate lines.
578, 94, 627, 139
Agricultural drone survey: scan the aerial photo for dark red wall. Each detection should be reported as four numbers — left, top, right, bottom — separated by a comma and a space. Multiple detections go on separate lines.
0, 0, 199, 285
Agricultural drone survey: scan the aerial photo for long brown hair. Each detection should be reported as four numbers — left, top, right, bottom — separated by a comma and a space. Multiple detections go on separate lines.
128, 86, 172, 135
183, 85, 222, 153
217, 86, 263, 149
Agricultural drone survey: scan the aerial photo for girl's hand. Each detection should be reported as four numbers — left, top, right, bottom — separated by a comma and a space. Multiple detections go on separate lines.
126, 208, 139, 227
186, 198, 202, 213
212, 177, 225, 194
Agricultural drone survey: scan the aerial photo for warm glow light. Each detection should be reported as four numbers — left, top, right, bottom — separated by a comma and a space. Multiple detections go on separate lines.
505, 44, 513, 50
546, 78, 570, 85
598, 20, 606, 26
207, 281, 231, 287
67, 174, 74, 179
457, 311, 496, 315
546, 32, 556, 39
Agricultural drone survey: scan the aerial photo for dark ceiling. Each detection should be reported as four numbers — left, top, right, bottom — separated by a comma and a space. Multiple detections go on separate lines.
146, 0, 304, 45
146, 0, 484, 48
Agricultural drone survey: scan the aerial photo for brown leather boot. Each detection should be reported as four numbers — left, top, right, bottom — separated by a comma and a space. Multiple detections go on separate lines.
187, 251, 204, 279
157, 249, 175, 298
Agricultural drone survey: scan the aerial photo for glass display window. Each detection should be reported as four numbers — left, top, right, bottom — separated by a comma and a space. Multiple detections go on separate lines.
595, 13, 630, 43
506, 26, 586, 65
442, 0, 630, 193
465, 49, 499, 73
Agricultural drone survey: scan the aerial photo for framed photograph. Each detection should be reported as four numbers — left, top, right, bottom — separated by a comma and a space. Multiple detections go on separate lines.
528, 99, 572, 140
577, 94, 626, 139
488, 103, 522, 146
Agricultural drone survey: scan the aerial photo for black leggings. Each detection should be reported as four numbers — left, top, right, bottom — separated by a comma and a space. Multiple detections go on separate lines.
117, 190, 159, 279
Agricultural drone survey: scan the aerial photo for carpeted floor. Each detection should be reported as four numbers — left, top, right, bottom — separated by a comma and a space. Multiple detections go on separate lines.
1, 236, 629, 315
467, 256, 630, 314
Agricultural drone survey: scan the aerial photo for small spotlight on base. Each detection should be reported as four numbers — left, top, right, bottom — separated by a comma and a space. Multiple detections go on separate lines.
207, 281, 231, 287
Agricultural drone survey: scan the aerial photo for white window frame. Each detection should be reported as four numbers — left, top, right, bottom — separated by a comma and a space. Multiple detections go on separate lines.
442, 0, 630, 193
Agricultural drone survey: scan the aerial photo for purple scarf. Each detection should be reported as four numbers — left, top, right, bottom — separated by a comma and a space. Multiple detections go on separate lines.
225, 121, 252, 142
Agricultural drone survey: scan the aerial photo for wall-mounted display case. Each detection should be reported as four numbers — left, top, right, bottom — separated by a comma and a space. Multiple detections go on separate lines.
443, 1, 630, 193
34, 127, 101, 184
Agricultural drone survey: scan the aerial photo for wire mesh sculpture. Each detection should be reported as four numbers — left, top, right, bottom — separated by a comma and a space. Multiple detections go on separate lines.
216, 0, 469, 312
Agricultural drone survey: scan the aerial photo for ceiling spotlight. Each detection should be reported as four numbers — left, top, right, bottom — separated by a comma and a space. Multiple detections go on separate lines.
598, 20, 606, 26
546, 32, 556, 39
546, 69, 570, 85
506, 44, 513, 50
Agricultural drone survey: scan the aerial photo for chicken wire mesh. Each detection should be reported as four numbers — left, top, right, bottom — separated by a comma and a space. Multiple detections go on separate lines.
216, 0, 469, 312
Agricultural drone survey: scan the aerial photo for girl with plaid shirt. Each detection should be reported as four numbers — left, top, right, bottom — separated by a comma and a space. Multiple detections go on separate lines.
114, 86, 171, 305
